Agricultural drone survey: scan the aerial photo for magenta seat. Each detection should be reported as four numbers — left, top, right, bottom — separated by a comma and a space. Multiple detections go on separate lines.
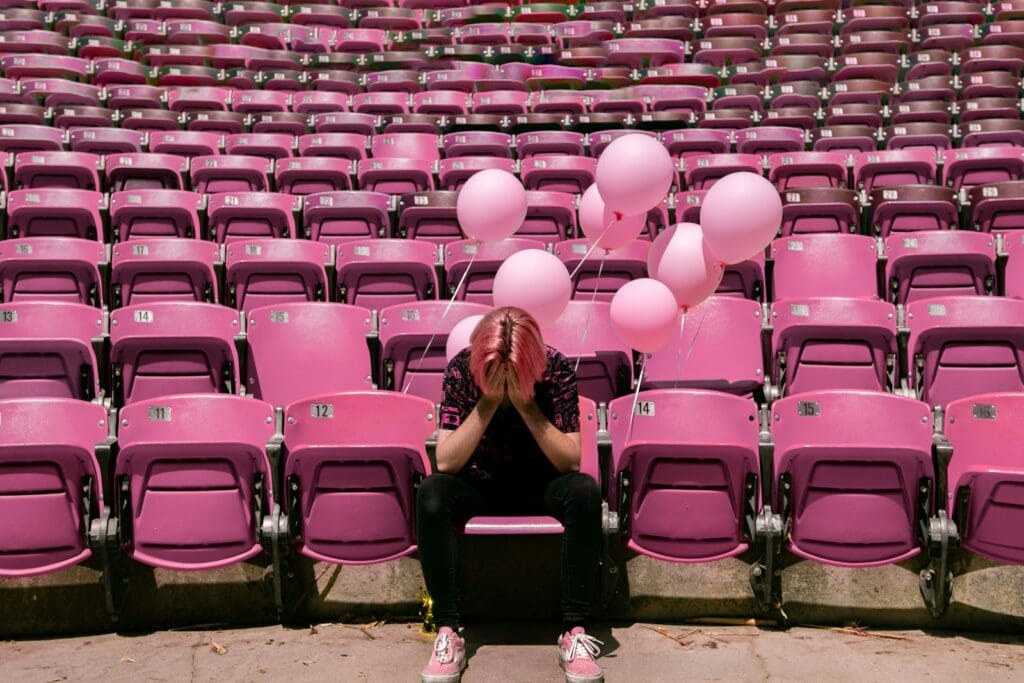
0, 238, 104, 307
870, 185, 959, 236
661, 129, 731, 159
1004, 231, 1024, 299
608, 389, 760, 562
282, 391, 434, 562
520, 154, 598, 194
105, 152, 188, 191
148, 130, 223, 157
543, 300, 634, 404
772, 390, 935, 567
780, 187, 860, 235
190, 154, 272, 193
207, 192, 299, 243
683, 153, 763, 190
396, 191, 465, 244
437, 156, 516, 191
224, 239, 331, 313
0, 124, 64, 154
854, 149, 937, 192
554, 239, 651, 302
718, 250, 765, 300
303, 191, 391, 244
69, 128, 144, 155
0, 398, 108, 577
109, 302, 241, 406
735, 126, 806, 156
768, 151, 848, 190
906, 296, 1024, 409
111, 238, 219, 307
772, 234, 880, 300
968, 181, 1024, 234
246, 302, 373, 407
444, 238, 546, 305
298, 132, 367, 161
945, 392, 1024, 565
0, 301, 101, 400
442, 131, 512, 158
883, 231, 995, 305
771, 297, 898, 397
378, 300, 491, 401
6, 189, 104, 241
521, 190, 578, 247
942, 147, 1024, 191
644, 296, 763, 395
335, 238, 438, 312
110, 190, 204, 241
115, 394, 276, 571
13, 151, 100, 190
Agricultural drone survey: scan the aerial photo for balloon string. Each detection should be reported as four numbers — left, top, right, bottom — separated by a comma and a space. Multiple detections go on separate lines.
402, 247, 478, 394
674, 309, 685, 389
684, 302, 709, 362
570, 214, 616, 279
626, 354, 648, 441
573, 251, 606, 375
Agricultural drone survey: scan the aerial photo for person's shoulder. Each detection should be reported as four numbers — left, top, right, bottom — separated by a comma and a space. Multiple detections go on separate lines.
446, 347, 472, 374
545, 345, 574, 374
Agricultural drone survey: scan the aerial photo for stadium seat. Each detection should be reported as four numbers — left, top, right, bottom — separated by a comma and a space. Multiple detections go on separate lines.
105, 153, 189, 191
883, 232, 996, 305
303, 191, 391, 243
906, 296, 1024, 409
543, 301, 634, 404
942, 147, 1024, 191
683, 153, 763, 190
6, 189, 104, 241
224, 239, 331, 313
608, 389, 760, 562
377, 300, 491, 402
281, 391, 434, 562
0, 398, 109, 577
767, 152, 848, 190
520, 155, 598, 194
395, 191, 463, 244
554, 239, 651, 302
771, 235, 880, 300
0, 238, 104, 307
770, 298, 898, 397
0, 301, 101, 400
521, 191, 578, 246
444, 238, 545, 305
335, 239, 438, 312
869, 185, 959, 236
13, 151, 100, 190
437, 156, 516, 191
114, 394, 276, 570
207, 192, 300, 243
968, 181, 1024, 235
110, 238, 219, 307
780, 188, 861, 236
109, 302, 241, 406
854, 149, 938, 192
110, 190, 204, 241
69, 128, 144, 155
190, 154, 272, 193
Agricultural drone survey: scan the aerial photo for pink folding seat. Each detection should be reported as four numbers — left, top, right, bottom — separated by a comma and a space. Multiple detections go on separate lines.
190, 155, 272, 193
589, 129, 658, 158
224, 239, 330, 314
960, 119, 1024, 148
166, 87, 230, 114
245, 302, 372, 408
105, 152, 188, 191
12, 151, 99, 191
395, 191, 464, 244
696, 108, 757, 130
842, 4, 909, 33
298, 133, 367, 161
70, 127, 145, 156
660, 129, 731, 160
280, 390, 432, 562
642, 296, 763, 394
673, 190, 705, 225
303, 191, 391, 244
6, 190, 103, 241
0, 32, 75, 57
892, 75, 957, 107
691, 36, 760, 67
110, 302, 240, 406
118, 108, 182, 133
183, 110, 247, 135
634, 0, 698, 20
413, 91, 469, 116
683, 154, 762, 191
148, 131, 223, 158
959, 96, 1022, 124
515, 131, 586, 158
853, 150, 937, 192
520, 190, 577, 247
443, 238, 545, 305
470, 91, 529, 116
711, 83, 765, 115
780, 187, 861, 236
768, 152, 847, 190
0, 398, 108, 577
221, 1, 286, 26
358, 133, 438, 194
734, 127, 805, 157
945, 392, 1024, 566
772, 235, 879, 300
889, 100, 952, 126
208, 192, 299, 243
554, 239, 650, 302
969, 181, 1024, 235
883, 232, 996, 305
437, 156, 515, 191
0, 104, 46, 127
869, 185, 958, 236
906, 296, 1024, 408
881, 122, 953, 152
718, 249, 765, 300
0, 125, 63, 155
335, 239, 437, 311
275, 157, 353, 195
377, 300, 490, 401
110, 238, 219, 307
607, 388, 757, 562
770, 298, 897, 397
825, 102, 884, 128
293, 91, 350, 115
352, 92, 409, 117
520, 155, 597, 195
811, 125, 879, 155
942, 147, 1024, 191
165, 19, 231, 45
110, 189, 203, 242
770, 33, 833, 58
21, 79, 101, 108
114, 394, 275, 571
771, 390, 934, 567
0, 237, 103, 308
0, 301, 100, 400
543, 300, 634, 403
153, 0, 216, 21
765, 82, 824, 111
632, 85, 708, 116
775, 8, 838, 36
442, 131, 511, 158
226, 133, 295, 160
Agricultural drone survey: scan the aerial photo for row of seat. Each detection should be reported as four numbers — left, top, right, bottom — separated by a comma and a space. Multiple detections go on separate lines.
5, 384, 1021, 617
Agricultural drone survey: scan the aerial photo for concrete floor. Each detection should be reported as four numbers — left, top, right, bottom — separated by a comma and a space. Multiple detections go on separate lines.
2, 621, 1022, 683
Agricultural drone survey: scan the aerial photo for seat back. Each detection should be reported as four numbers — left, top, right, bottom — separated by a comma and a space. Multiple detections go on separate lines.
521, 190, 577, 246
608, 389, 760, 562
0, 238, 104, 307
109, 302, 240, 405
883, 231, 996, 305
282, 391, 434, 563
225, 239, 330, 313
945, 392, 1024, 564
115, 394, 275, 570
772, 390, 934, 566
110, 238, 219, 307
110, 189, 203, 240
207, 192, 299, 243
0, 398, 107, 577
554, 239, 651, 302
303, 191, 391, 244
772, 234, 880, 299
7, 189, 105, 241
543, 300, 634, 404
445, 238, 546, 305
335, 238, 438, 312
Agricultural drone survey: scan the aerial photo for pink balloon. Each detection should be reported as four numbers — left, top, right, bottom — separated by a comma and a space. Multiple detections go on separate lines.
456, 169, 527, 243
610, 278, 680, 354
701, 172, 782, 264
492, 249, 571, 327
595, 134, 674, 217
445, 314, 485, 361
654, 223, 725, 311
578, 184, 646, 251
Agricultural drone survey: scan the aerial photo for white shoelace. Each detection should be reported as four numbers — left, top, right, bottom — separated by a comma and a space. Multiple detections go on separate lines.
563, 632, 604, 662
433, 631, 455, 664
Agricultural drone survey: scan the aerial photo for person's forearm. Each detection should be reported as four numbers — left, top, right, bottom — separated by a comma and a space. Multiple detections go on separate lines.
435, 398, 501, 474
517, 403, 580, 473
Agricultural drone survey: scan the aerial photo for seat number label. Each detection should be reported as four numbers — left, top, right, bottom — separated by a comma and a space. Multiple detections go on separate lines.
634, 401, 655, 416
147, 406, 171, 421
311, 403, 334, 419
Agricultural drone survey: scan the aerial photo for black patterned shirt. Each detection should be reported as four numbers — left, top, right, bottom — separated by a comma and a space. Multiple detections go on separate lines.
439, 346, 580, 483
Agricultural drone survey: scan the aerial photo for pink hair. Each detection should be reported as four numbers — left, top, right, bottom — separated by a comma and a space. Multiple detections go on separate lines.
469, 307, 547, 400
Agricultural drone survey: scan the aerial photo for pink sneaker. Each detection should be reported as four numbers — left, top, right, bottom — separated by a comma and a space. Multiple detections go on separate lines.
557, 627, 604, 683
421, 626, 467, 683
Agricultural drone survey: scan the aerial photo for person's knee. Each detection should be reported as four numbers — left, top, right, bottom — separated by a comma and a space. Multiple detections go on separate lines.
417, 473, 458, 519
564, 473, 602, 513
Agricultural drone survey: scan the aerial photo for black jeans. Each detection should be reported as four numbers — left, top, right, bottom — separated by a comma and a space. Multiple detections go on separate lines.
416, 471, 603, 630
